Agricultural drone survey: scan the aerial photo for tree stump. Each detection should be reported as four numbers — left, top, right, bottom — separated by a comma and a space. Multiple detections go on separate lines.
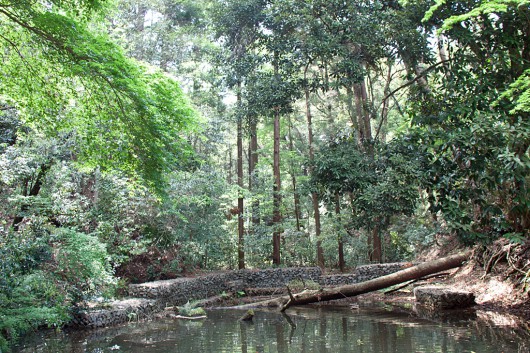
414, 286, 475, 309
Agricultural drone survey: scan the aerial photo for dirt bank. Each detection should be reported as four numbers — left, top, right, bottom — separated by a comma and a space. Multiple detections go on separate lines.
354, 239, 530, 321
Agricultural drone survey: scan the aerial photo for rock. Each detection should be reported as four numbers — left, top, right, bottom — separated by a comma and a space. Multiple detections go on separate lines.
414, 286, 475, 309
226, 280, 245, 292
240, 309, 254, 321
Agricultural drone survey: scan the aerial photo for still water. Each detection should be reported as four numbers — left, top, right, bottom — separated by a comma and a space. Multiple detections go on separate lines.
13, 306, 530, 353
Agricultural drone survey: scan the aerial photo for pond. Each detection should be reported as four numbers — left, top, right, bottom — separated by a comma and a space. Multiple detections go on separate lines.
12, 305, 530, 353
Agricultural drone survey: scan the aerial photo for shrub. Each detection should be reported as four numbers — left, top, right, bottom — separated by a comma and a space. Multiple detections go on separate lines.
53, 228, 116, 302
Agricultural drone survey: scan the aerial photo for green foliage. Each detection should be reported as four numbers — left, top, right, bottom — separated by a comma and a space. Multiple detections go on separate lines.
0, 224, 119, 349
424, 0, 530, 30
53, 228, 116, 301
406, 0, 530, 242
177, 301, 206, 317
385, 214, 441, 261
503, 68, 530, 114
0, 0, 197, 190
0, 229, 66, 350
143, 166, 232, 269
310, 139, 424, 233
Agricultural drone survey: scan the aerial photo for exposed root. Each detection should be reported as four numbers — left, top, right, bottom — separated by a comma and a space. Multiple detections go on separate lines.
475, 239, 530, 292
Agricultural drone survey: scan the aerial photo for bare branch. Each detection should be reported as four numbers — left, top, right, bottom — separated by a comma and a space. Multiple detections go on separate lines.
380, 59, 451, 105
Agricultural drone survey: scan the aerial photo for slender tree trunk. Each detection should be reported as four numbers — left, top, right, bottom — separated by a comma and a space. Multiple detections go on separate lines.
371, 225, 382, 263
249, 115, 260, 225
335, 192, 345, 272
345, 86, 360, 145
356, 75, 379, 260
292, 177, 301, 232
272, 52, 283, 266
135, 3, 147, 32
305, 66, 324, 268
437, 35, 450, 72
287, 116, 301, 232
354, 79, 372, 145
133, 2, 147, 60
237, 87, 245, 270
227, 147, 233, 184
376, 62, 393, 142
272, 107, 282, 265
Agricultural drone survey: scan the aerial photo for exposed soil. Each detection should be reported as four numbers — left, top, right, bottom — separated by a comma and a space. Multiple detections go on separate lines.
208, 238, 530, 321
115, 246, 187, 283
354, 238, 530, 321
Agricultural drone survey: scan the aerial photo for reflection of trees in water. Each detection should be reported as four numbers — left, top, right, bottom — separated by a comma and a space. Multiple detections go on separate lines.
240, 322, 248, 353
15, 308, 529, 353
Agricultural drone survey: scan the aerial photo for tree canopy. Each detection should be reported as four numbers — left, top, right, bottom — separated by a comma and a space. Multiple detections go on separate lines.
0, 0, 196, 187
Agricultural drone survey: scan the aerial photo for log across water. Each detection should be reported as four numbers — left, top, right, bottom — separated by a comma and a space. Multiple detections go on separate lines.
230, 251, 471, 312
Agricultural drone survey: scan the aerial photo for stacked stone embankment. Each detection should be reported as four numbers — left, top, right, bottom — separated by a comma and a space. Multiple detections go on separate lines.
73, 263, 411, 328
70, 299, 159, 328
321, 262, 411, 286
128, 267, 323, 305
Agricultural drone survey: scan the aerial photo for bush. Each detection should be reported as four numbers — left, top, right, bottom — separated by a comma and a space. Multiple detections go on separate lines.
177, 301, 206, 317
0, 227, 117, 350
53, 228, 117, 302
0, 228, 67, 351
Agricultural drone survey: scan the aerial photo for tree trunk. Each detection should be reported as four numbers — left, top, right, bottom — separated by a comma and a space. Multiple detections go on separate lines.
335, 192, 345, 272
345, 86, 360, 145
371, 225, 382, 263
237, 87, 245, 270
281, 251, 470, 311
227, 147, 233, 184
287, 116, 301, 232
271, 53, 283, 265
249, 115, 260, 226
376, 61, 393, 142
354, 78, 373, 150
272, 107, 282, 265
12, 163, 50, 231
133, 2, 147, 60
230, 251, 470, 311
305, 65, 324, 268
353, 83, 366, 145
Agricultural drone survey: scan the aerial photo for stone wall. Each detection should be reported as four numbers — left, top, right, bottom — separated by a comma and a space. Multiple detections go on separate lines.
70, 299, 160, 328
127, 263, 411, 306
128, 267, 323, 306
321, 262, 412, 286
73, 263, 411, 328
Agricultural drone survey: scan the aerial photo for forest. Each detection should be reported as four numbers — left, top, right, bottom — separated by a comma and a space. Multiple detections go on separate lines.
1, 0, 530, 349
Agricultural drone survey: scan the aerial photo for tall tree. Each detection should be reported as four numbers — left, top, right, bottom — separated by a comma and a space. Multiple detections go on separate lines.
211, 0, 267, 268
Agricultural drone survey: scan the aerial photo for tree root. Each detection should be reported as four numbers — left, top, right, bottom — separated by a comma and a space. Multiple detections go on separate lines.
478, 239, 530, 291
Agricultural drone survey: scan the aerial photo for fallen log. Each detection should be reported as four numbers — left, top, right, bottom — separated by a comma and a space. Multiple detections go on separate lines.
229, 251, 471, 311
280, 251, 471, 312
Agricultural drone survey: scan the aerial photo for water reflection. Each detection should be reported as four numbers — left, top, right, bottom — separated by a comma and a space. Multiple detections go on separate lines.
13, 306, 529, 353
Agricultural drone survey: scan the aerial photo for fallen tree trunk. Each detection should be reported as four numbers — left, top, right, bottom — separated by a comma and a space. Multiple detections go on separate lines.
280, 251, 471, 311
229, 251, 471, 311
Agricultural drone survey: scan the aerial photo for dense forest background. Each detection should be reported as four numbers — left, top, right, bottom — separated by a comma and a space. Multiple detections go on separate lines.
1, 0, 530, 348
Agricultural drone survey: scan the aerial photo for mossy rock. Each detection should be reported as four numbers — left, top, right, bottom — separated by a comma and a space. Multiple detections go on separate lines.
414, 286, 475, 310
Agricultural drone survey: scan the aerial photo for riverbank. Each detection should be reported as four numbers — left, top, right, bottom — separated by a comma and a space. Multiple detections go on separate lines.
73, 239, 529, 328
350, 240, 530, 321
